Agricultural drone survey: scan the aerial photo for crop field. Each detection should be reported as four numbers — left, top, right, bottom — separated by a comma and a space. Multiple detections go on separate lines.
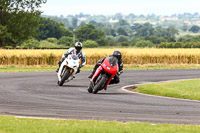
1, 48, 200, 66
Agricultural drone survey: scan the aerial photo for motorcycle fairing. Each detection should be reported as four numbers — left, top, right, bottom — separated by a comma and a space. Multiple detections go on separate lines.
101, 57, 118, 75
91, 65, 103, 82
90, 56, 119, 89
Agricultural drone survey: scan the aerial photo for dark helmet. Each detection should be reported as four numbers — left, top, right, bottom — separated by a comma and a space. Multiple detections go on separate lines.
112, 50, 122, 60
74, 42, 82, 53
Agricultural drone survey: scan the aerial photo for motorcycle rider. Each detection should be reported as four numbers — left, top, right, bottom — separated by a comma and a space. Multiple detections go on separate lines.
56, 42, 86, 73
88, 50, 123, 85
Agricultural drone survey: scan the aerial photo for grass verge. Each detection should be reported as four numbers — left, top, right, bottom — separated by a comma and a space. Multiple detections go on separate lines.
0, 115, 200, 133
135, 79, 200, 100
0, 66, 93, 72
2, 64, 200, 72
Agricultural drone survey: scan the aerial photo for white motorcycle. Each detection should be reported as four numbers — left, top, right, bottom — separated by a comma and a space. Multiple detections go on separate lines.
57, 54, 80, 86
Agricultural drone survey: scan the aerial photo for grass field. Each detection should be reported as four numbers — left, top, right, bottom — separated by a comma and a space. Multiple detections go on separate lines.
135, 79, 200, 100
0, 115, 200, 133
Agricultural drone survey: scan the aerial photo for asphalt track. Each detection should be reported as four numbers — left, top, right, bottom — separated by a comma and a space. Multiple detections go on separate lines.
1, 69, 200, 124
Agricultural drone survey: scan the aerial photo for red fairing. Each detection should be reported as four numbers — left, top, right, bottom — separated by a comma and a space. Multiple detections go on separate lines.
91, 66, 102, 82
101, 57, 118, 75
104, 74, 115, 88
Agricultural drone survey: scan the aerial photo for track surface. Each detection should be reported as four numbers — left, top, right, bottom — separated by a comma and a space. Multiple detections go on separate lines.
1, 69, 200, 124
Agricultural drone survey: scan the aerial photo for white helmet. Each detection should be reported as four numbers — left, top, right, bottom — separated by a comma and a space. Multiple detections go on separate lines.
74, 42, 82, 52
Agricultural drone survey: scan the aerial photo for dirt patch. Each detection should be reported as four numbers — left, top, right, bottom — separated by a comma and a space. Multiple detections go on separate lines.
125, 86, 137, 91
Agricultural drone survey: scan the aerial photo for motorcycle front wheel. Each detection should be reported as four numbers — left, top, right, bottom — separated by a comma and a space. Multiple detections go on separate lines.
93, 74, 106, 94
58, 68, 71, 86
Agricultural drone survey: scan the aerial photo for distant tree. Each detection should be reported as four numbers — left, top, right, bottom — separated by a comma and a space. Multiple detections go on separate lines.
120, 41, 129, 46
79, 21, 86, 27
21, 38, 40, 48
166, 26, 179, 38
103, 27, 117, 37
135, 26, 153, 37
129, 38, 137, 46
58, 36, 73, 46
135, 40, 154, 47
181, 24, 189, 32
89, 20, 97, 26
153, 26, 167, 37
117, 27, 128, 36
46, 38, 58, 44
71, 17, 78, 29
89, 20, 106, 29
131, 24, 143, 32
118, 19, 129, 26
0, 0, 47, 46
144, 36, 167, 44
189, 25, 200, 33
75, 24, 107, 46
115, 35, 129, 43
0, 25, 11, 47
83, 40, 99, 48
113, 13, 123, 20
37, 17, 73, 40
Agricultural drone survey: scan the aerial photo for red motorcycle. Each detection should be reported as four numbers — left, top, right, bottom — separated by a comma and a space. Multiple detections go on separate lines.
88, 56, 118, 94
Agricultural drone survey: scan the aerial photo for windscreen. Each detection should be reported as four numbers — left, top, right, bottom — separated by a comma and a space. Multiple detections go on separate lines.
108, 56, 118, 67
71, 54, 79, 60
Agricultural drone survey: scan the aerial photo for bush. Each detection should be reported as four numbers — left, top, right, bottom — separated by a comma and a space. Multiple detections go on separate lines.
172, 42, 183, 48
115, 35, 129, 43
46, 38, 58, 44
135, 40, 154, 47
120, 41, 129, 46
39, 40, 65, 48
21, 38, 39, 48
5, 46, 13, 49
58, 36, 73, 46
83, 40, 99, 48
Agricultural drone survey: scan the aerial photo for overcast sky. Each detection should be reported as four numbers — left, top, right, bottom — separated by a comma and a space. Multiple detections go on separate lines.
41, 0, 200, 16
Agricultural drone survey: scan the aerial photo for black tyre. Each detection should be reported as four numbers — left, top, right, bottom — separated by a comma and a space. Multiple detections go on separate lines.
87, 86, 93, 93
93, 75, 106, 94
58, 69, 71, 86
87, 82, 93, 93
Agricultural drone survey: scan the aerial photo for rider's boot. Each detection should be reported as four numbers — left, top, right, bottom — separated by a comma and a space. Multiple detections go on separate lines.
104, 86, 107, 90
56, 61, 62, 72
88, 72, 94, 78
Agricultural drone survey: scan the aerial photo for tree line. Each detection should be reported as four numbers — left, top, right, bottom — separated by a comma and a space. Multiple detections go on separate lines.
1, 1, 200, 49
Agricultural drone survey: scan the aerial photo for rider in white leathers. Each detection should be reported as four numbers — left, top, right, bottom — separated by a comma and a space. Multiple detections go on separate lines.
56, 42, 86, 73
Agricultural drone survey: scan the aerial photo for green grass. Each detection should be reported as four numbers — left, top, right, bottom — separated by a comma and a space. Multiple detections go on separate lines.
135, 79, 200, 100
1, 65, 200, 72
0, 66, 93, 72
124, 65, 200, 70
0, 115, 200, 133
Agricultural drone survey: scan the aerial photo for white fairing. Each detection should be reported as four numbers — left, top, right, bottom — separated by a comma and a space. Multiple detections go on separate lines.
57, 54, 80, 82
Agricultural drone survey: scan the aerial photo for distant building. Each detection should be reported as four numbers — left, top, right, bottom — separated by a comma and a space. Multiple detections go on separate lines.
109, 19, 119, 23
193, 20, 200, 25
78, 17, 87, 21
184, 20, 191, 26
160, 17, 179, 21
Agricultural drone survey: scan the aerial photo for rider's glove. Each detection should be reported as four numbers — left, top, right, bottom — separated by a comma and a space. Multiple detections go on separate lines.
117, 70, 123, 76
117, 72, 121, 76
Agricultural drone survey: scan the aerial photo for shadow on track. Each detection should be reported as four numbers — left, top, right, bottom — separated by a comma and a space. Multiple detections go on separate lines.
90, 92, 133, 95
61, 85, 88, 88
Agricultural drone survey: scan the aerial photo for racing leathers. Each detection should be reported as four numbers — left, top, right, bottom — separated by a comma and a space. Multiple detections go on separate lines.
88, 55, 123, 84
57, 47, 86, 73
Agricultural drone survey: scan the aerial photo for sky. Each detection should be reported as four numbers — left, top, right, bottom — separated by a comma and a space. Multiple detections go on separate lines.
41, 0, 200, 16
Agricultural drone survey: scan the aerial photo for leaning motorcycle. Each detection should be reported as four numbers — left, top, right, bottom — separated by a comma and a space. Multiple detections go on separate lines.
57, 54, 80, 86
87, 56, 118, 94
